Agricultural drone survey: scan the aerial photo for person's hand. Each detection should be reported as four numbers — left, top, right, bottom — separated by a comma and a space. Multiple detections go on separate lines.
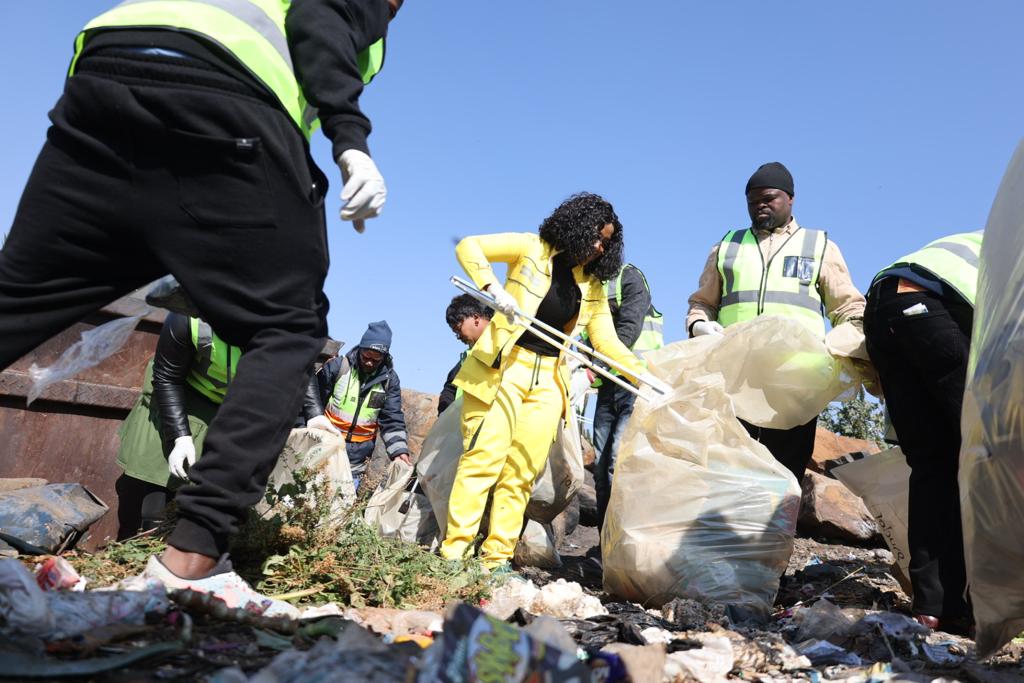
393, 453, 412, 466
168, 436, 196, 480
485, 283, 518, 322
307, 414, 340, 434
637, 372, 673, 398
691, 320, 725, 337
337, 149, 386, 231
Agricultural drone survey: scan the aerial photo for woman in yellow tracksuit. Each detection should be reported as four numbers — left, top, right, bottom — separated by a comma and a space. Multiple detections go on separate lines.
442, 192, 652, 569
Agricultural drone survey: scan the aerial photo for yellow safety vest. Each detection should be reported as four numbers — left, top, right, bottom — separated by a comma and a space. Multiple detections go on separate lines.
873, 232, 982, 306
717, 227, 828, 336
185, 317, 240, 404
325, 359, 386, 443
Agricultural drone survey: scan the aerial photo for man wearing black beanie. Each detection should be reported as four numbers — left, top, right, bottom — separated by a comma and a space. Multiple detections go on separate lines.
685, 162, 866, 483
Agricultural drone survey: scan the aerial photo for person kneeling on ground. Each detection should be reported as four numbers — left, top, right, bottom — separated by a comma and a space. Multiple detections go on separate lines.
438, 293, 493, 415
302, 320, 411, 488
440, 192, 668, 573
116, 313, 240, 538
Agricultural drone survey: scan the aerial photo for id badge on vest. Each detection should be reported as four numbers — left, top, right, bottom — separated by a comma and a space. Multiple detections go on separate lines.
783, 256, 817, 283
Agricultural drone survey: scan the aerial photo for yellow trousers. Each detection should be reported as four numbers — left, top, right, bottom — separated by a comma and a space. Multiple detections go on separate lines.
441, 346, 563, 567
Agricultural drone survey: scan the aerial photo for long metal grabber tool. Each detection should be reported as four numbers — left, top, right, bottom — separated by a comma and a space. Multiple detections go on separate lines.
451, 276, 667, 398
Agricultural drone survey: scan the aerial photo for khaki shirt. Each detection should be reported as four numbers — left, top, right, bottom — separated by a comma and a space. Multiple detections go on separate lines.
685, 218, 865, 333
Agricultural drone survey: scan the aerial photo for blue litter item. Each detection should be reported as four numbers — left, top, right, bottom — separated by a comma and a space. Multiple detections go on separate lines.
0, 484, 108, 555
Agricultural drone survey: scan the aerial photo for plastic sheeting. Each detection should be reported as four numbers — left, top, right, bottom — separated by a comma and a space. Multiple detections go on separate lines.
0, 484, 108, 555
959, 141, 1024, 658
601, 321, 804, 614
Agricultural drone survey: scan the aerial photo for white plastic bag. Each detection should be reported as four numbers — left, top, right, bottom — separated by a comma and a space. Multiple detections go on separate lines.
27, 313, 145, 405
258, 428, 356, 522
602, 330, 802, 614
364, 459, 439, 548
959, 141, 1024, 657
831, 447, 911, 589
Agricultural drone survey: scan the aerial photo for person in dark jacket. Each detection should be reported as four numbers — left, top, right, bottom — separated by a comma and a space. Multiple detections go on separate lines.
0, 0, 404, 614
438, 294, 493, 415
116, 313, 240, 537
589, 263, 663, 530
303, 321, 410, 486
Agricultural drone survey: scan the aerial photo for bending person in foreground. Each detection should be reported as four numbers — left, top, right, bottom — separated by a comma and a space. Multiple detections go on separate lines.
440, 192, 664, 572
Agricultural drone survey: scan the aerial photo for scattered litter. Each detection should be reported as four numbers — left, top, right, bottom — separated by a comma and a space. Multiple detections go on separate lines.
663, 634, 734, 682
0, 558, 167, 641
601, 642, 666, 682
345, 606, 443, 636
921, 640, 966, 667
485, 578, 606, 621
854, 612, 929, 641
795, 639, 864, 667
793, 599, 855, 642
661, 597, 730, 631
35, 556, 85, 591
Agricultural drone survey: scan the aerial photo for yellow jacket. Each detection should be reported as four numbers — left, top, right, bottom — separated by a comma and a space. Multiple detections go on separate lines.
453, 232, 645, 413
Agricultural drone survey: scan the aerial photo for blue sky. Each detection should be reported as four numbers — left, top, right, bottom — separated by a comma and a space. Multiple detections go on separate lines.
2, 2, 1021, 393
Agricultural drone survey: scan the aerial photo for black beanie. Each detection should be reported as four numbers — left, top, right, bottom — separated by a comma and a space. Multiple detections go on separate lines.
359, 320, 392, 353
745, 162, 794, 197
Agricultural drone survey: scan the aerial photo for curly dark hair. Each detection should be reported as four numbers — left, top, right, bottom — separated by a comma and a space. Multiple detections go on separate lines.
538, 192, 624, 281
445, 293, 493, 331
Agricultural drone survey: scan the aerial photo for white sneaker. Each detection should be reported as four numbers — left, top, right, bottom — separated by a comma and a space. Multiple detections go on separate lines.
142, 555, 299, 619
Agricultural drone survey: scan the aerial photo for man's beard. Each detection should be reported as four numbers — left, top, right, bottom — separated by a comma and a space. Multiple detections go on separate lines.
753, 213, 775, 231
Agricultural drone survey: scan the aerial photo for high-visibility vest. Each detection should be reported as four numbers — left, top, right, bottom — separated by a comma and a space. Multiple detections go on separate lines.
185, 317, 240, 404
606, 265, 664, 354
717, 227, 828, 336
325, 361, 386, 442
872, 232, 982, 306
69, 0, 385, 139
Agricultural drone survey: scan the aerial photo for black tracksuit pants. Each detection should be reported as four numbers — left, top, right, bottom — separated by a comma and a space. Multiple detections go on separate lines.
864, 276, 972, 619
740, 416, 818, 484
0, 50, 330, 558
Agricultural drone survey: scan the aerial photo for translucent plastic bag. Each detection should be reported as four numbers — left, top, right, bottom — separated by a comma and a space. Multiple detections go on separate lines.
602, 333, 802, 614
959, 141, 1024, 657
648, 316, 856, 431
258, 428, 356, 522
364, 459, 439, 548
416, 397, 584, 534
512, 520, 562, 570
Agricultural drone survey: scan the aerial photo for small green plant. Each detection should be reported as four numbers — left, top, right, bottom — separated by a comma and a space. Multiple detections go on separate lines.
820, 390, 886, 445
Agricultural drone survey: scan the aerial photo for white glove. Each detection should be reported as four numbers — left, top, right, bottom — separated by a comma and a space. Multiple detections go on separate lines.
307, 414, 340, 434
485, 282, 518, 323
168, 436, 196, 480
692, 320, 725, 337
637, 372, 673, 398
338, 149, 387, 231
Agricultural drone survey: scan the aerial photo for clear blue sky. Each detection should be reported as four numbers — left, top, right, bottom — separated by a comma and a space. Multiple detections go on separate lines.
2, 2, 1021, 392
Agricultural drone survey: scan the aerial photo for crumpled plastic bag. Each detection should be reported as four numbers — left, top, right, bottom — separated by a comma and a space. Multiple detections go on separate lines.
27, 313, 145, 405
825, 320, 881, 398
257, 428, 356, 523
602, 324, 802, 614
364, 459, 439, 549
649, 316, 857, 431
959, 140, 1024, 658
416, 397, 584, 532
512, 519, 561, 569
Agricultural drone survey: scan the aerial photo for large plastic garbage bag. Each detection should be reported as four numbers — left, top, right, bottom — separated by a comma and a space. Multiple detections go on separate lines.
601, 326, 802, 614
959, 141, 1024, 657
416, 397, 584, 532
832, 447, 912, 593
0, 484, 108, 555
257, 428, 356, 522
650, 317, 857, 431
364, 459, 439, 548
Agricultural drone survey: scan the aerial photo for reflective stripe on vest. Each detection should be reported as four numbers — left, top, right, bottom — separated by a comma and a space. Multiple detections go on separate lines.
70, 0, 384, 139
186, 317, 240, 404
717, 227, 827, 336
605, 265, 664, 354
325, 366, 385, 442
872, 231, 982, 306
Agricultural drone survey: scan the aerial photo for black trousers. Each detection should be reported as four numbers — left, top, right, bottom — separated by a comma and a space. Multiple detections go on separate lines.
0, 51, 330, 558
740, 416, 818, 484
592, 380, 637, 530
864, 277, 972, 618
